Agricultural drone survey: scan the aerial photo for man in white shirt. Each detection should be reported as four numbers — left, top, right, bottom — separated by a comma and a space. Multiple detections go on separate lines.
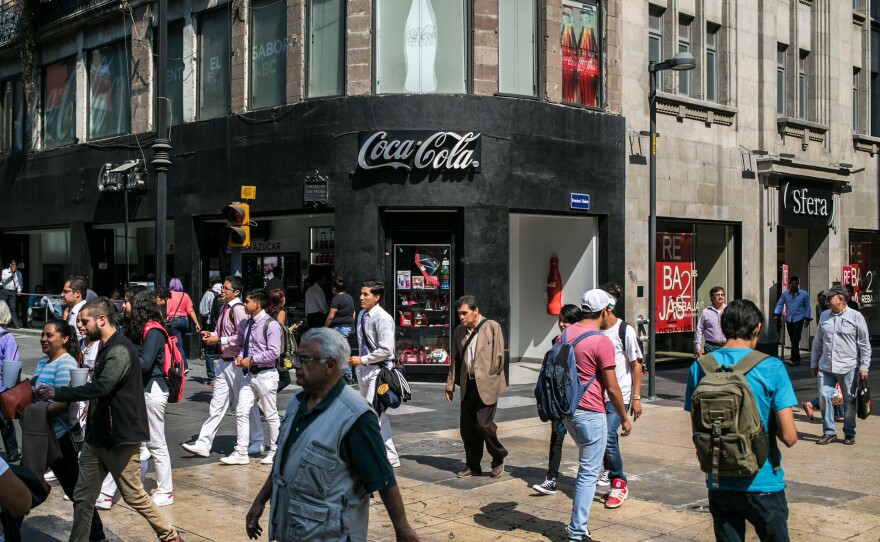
62, 276, 89, 341
304, 275, 329, 329
811, 284, 872, 446
349, 279, 400, 467
1, 260, 23, 328
597, 282, 643, 509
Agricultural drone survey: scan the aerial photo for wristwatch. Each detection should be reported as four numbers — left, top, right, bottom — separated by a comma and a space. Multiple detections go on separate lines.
633, 395, 641, 401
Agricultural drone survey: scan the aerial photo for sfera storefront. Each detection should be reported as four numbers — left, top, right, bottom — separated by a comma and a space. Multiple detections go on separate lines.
193, 95, 627, 371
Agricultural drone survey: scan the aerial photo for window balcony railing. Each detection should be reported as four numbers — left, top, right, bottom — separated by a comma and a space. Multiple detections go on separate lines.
0, 2, 21, 48
39, 0, 115, 27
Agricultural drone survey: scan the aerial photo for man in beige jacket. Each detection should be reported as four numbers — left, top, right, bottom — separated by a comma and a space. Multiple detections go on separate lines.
445, 295, 508, 478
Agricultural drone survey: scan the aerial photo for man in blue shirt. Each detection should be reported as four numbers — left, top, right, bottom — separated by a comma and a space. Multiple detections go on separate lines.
773, 276, 811, 365
685, 299, 798, 542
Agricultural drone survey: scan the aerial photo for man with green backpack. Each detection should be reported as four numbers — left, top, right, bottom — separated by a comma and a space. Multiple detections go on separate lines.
685, 299, 798, 542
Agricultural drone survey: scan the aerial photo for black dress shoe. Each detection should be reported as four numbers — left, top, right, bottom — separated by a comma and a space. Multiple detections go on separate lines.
816, 434, 838, 445
6, 451, 21, 462
843, 436, 856, 445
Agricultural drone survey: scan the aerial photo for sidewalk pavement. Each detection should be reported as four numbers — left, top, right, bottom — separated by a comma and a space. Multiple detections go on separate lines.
8, 327, 880, 541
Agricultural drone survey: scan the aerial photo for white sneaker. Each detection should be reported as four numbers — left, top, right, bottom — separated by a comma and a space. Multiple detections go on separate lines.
62, 494, 71, 502
151, 492, 174, 507
596, 469, 610, 487
220, 451, 250, 465
247, 442, 265, 455
44, 470, 57, 482
95, 495, 113, 510
389, 459, 401, 469
140, 446, 152, 461
259, 451, 275, 465
181, 442, 211, 458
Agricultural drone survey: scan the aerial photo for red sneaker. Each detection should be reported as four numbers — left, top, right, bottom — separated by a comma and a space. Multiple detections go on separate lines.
604, 478, 628, 509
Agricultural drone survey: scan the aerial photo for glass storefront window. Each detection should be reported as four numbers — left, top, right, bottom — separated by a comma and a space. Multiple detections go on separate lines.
655, 220, 740, 358
561, 0, 600, 107
198, 9, 230, 120
849, 230, 880, 339
0, 76, 31, 154
165, 22, 185, 126
307, 0, 344, 98
375, 0, 467, 94
43, 58, 77, 148
89, 42, 131, 140
498, 0, 536, 96
251, 0, 288, 108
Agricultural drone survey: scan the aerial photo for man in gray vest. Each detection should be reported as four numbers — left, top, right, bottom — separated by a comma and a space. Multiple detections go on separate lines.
245, 327, 420, 542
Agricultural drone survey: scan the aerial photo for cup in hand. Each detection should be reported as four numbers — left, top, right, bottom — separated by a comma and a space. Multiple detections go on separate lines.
69, 368, 89, 387
2, 360, 22, 388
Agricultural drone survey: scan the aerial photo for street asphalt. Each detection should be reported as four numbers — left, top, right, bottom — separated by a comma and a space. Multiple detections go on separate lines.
3, 327, 878, 541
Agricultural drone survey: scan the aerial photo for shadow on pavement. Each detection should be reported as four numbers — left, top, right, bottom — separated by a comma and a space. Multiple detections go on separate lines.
474, 501, 567, 541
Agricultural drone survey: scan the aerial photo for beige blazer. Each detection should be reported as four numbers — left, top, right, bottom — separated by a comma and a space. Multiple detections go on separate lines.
446, 318, 506, 405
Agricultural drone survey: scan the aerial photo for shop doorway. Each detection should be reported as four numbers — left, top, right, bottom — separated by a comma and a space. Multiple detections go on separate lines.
776, 227, 828, 360
508, 213, 598, 362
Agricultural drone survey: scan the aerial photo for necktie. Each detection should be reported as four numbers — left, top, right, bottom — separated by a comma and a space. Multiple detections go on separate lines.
359, 312, 370, 357
242, 318, 254, 358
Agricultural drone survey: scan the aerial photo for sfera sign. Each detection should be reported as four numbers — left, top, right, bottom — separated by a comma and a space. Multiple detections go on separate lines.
357, 131, 481, 172
779, 180, 835, 228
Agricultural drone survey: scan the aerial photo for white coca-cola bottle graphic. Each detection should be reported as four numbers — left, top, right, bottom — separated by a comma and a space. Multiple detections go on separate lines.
404, 0, 437, 92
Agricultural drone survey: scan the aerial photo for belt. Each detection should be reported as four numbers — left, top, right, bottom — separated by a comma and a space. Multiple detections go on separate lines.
245, 365, 277, 376
706, 341, 724, 347
221, 357, 235, 362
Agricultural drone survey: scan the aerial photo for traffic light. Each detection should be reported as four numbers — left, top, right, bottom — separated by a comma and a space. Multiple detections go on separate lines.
222, 203, 250, 247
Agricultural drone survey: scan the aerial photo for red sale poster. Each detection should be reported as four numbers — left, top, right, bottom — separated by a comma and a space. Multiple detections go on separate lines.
655, 261, 696, 333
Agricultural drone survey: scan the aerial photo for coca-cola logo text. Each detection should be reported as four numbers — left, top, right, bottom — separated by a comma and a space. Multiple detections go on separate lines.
357, 131, 481, 172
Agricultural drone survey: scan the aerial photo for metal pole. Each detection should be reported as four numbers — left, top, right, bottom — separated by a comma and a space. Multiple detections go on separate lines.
152, 0, 170, 288
124, 185, 130, 284
648, 62, 657, 400
230, 248, 242, 278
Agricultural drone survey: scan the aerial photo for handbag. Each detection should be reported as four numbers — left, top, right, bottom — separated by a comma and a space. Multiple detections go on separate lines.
857, 378, 871, 420
0, 380, 34, 420
831, 382, 844, 406
165, 295, 184, 327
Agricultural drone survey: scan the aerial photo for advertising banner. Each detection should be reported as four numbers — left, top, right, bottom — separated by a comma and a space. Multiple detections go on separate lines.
655, 261, 695, 333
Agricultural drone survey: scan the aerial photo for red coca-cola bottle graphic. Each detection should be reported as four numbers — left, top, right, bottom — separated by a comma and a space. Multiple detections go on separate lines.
547, 257, 563, 316
561, 7, 578, 103
576, 9, 598, 107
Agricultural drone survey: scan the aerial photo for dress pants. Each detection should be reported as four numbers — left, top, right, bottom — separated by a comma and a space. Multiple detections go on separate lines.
356, 364, 399, 462
784, 321, 804, 362
234, 368, 280, 455
51, 428, 105, 541
193, 359, 264, 450
72, 442, 175, 542
460, 378, 507, 470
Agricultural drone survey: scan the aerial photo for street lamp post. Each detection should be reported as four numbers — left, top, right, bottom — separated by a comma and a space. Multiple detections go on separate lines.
152, 0, 170, 288
647, 52, 695, 399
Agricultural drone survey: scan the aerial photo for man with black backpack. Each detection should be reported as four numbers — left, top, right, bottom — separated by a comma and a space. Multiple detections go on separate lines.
198, 276, 223, 386
685, 299, 798, 542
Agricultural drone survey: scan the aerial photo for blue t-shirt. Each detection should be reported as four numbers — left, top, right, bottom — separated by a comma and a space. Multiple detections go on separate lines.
31, 353, 78, 439
684, 348, 797, 492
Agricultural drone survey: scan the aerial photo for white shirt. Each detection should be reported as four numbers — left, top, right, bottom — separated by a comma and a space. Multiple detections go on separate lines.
67, 300, 87, 342
357, 304, 395, 366
811, 307, 872, 374
305, 283, 329, 314
198, 284, 222, 316
602, 320, 643, 404
1, 268, 21, 293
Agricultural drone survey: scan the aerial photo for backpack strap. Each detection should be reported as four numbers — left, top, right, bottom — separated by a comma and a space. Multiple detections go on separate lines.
566, 330, 603, 391
696, 353, 722, 376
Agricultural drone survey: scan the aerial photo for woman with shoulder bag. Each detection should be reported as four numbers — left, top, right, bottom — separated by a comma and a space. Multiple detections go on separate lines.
165, 278, 201, 375
31, 320, 106, 540
124, 290, 174, 507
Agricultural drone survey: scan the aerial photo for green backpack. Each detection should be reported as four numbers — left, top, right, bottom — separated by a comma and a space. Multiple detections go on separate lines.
690, 351, 778, 488
262, 319, 297, 372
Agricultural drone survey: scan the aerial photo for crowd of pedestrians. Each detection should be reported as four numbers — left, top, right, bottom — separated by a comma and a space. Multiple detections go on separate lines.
0, 267, 873, 542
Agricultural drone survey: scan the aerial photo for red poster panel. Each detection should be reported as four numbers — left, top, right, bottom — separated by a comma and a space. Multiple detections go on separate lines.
655, 261, 696, 333
656, 232, 694, 262
781, 264, 789, 290
843, 264, 860, 299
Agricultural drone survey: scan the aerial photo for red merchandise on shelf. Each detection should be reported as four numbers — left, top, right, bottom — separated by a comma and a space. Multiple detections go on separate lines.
398, 310, 413, 327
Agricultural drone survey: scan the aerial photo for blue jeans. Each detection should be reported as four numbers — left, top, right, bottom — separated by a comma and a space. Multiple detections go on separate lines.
708, 489, 789, 542
333, 326, 354, 379
204, 342, 217, 380
563, 409, 607, 540
603, 401, 629, 483
818, 369, 857, 437
168, 316, 190, 371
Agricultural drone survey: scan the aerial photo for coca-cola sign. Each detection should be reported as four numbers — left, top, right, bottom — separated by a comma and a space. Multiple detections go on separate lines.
357, 131, 481, 172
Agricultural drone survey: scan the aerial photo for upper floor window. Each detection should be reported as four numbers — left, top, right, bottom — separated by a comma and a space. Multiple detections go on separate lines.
776, 44, 786, 116
307, 0, 345, 98
88, 42, 131, 140
498, 0, 537, 97
198, 8, 230, 120
0, 77, 30, 154
854, 68, 861, 133
561, 0, 600, 107
648, 7, 663, 89
705, 25, 718, 102
42, 58, 77, 148
165, 21, 185, 126
678, 17, 692, 97
798, 50, 808, 119
375, 0, 467, 94
251, 0, 288, 108
872, 27, 880, 135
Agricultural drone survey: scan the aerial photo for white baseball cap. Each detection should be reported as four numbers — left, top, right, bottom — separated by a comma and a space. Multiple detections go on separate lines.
580, 289, 611, 312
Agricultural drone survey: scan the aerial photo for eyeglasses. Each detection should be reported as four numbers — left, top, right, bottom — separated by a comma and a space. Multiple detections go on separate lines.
62, 289, 74, 294
220, 286, 235, 292
292, 354, 329, 366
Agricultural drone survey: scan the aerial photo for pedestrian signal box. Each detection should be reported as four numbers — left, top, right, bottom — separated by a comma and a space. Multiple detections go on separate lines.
222, 203, 250, 247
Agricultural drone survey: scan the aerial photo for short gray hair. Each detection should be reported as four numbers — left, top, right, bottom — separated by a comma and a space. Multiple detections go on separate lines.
300, 328, 350, 375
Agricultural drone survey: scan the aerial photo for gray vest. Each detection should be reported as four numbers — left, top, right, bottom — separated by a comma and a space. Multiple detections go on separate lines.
268, 385, 373, 542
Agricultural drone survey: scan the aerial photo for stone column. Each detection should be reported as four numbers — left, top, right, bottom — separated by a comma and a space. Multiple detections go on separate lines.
286, 0, 305, 103
473, 0, 498, 96
346, 0, 372, 95
231, 0, 249, 113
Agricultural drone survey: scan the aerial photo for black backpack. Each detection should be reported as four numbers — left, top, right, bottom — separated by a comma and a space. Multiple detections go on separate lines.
205, 291, 222, 331
535, 329, 602, 422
